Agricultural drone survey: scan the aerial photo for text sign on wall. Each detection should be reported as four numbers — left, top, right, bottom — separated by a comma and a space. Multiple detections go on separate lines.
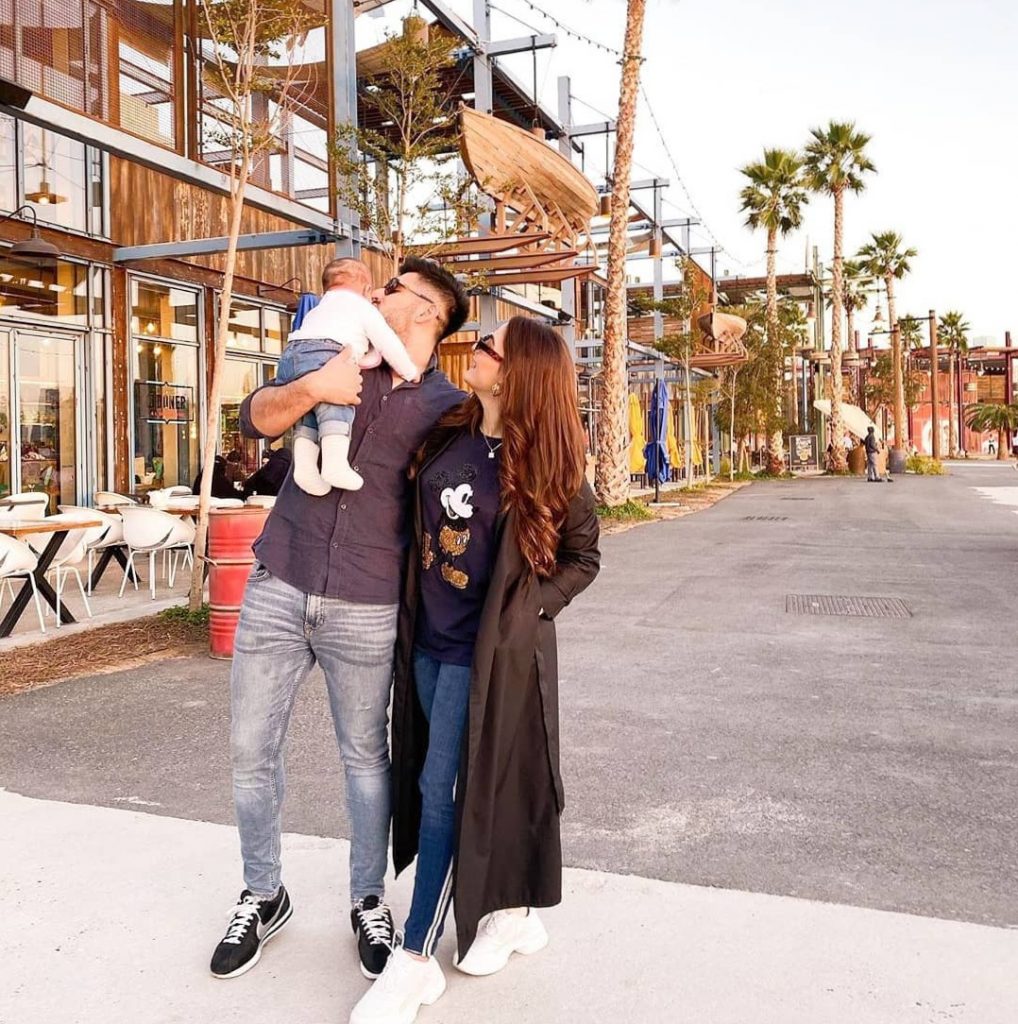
135, 381, 193, 424
788, 434, 820, 471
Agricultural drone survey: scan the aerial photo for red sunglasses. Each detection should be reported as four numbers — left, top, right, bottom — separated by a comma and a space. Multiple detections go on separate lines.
473, 334, 504, 363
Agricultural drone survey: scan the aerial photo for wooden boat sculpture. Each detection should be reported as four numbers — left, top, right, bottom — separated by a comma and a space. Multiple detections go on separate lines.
459, 105, 598, 251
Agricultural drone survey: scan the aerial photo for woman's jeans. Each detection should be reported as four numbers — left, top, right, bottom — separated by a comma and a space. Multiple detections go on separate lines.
230, 567, 397, 903
402, 648, 472, 956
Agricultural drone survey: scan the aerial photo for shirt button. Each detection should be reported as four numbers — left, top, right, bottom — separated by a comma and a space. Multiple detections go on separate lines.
382, 395, 388, 402
353, 466, 360, 472
331, 542, 338, 549
340, 503, 348, 511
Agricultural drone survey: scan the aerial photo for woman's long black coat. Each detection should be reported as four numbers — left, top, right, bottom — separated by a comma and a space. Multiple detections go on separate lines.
391, 441, 601, 957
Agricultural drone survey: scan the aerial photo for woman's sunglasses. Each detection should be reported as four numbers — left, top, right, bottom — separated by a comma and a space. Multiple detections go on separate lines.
473, 334, 504, 363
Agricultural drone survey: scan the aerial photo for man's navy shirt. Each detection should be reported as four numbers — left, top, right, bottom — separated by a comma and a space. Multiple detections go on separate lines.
240, 364, 465, 604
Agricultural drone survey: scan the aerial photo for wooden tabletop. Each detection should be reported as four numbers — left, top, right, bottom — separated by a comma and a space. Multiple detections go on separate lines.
0, 517, 103, 537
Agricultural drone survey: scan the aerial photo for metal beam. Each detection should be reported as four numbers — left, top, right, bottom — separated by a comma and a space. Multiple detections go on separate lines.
486, 33, 557, 56
627, 177, 670, 191
661, 217, 699, 229
419, 0, 478, 45
568, 121, 616, 137
331, 0, 360, 256
5, 94, 336, 233
113, 229, 343, 263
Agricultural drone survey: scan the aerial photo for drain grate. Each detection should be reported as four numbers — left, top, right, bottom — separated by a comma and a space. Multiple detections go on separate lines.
780, 497, 815, 501
742, 515, 789, 522
786, 594, 912, 619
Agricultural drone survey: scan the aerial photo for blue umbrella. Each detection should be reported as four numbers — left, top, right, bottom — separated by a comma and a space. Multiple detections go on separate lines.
291, 292, 319, 331
643, 379, 671, 498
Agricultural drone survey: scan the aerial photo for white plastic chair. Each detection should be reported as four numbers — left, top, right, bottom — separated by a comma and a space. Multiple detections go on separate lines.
119, 506, 196, 600
245, 496, 276, 509
94, 491, 136, 508
0, 492, 49, 519
0, 533, 47, 634
59, 505, 125, 594
26, 513, 94, 625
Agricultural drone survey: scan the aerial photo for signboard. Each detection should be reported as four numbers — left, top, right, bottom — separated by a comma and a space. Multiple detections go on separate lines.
135, 381, 193, 424
787, 434, 820, 472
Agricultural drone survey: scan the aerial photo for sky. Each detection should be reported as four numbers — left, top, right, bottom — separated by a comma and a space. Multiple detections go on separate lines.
362, 0, 1018, 343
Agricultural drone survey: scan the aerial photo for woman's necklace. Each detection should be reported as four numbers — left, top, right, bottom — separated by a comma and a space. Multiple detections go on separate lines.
482, 434, 503, 460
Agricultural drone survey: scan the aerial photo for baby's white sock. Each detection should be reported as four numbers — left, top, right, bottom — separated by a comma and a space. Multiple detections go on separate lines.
320, 434, 364, 492
292, 436, 331, 496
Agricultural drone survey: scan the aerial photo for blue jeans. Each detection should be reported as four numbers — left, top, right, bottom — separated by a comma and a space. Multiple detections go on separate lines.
402, 648, 472, 956
230, 566, 397, 902
277, 338, 357, 440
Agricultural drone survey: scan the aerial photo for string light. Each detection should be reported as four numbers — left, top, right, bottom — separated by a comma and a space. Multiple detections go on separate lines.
493, 0, 625, 58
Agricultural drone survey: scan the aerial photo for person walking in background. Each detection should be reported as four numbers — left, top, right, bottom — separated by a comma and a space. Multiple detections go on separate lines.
865, 426, 881, 482
348, 318, 600, 1024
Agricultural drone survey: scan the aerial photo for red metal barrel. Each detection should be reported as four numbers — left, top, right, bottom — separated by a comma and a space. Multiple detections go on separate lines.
208, 506, 270, 659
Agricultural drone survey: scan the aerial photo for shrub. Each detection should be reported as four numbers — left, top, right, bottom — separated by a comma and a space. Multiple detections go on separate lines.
161, 603, 211, 628
596, 500, 654, 522
719, 456, 732, 478
906, 454, 946, 475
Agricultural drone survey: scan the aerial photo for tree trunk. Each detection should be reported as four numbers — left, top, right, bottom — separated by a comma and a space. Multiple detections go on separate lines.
947, 351, 957, 456
683, 354, 693, 487
827, 188, 847, 472
764, 225, 784, 474
594, 0, 646, 507
189, 162, 251, 611
729, 370, 738, 481
998, 426, 1009, 460
886, 274, 908, 449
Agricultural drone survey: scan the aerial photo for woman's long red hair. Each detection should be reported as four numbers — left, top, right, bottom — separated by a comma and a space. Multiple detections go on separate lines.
411, 317, 587, 577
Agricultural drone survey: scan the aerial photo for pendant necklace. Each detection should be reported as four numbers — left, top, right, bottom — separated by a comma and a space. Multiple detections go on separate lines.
482, 434, 503, 459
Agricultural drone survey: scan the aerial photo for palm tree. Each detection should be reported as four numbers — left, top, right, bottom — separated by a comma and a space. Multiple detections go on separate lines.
965, 402, 1018, 461
938, 311, 970, 455
739, 148, 808, 473
857, 231, 917, 453
595, 0, 647, 507
803, 122, 875, 473
842, 259, 871, 354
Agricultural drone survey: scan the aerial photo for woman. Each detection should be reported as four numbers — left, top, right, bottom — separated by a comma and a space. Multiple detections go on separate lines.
241, 446, 292, 498
350, 318, 600, 1024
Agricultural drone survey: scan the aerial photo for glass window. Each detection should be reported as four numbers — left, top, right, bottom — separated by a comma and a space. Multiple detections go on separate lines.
23, 123, 87, 232
220, 357, 262, 479
0, 114, 14, 213
87, 146, 105, 235
115, 0, 177, 147
130, 278, 198, 343
263, 308, 288, 354
0, 255, 89, 325
92, 332, 108, 493
133, 339, 199, 490
0, 330, 9, 499
226, 299, 262, 352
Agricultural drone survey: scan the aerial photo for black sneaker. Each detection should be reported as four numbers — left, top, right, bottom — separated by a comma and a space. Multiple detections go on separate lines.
351, 895, 396, 980
210, 886, 293, 979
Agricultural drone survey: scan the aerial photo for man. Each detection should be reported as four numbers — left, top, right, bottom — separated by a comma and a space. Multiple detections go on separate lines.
209, 256, 469, 981
864, 426, 881, 482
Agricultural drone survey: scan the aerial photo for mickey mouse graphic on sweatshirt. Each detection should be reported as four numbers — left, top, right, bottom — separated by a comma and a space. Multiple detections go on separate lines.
415, 431, 503, 667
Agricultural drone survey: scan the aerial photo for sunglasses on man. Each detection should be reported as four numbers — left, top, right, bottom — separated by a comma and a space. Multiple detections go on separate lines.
472, 334, 504, 363
383, 277, 434, 305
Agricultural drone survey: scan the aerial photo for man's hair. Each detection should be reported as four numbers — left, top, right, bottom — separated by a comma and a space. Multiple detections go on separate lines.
399, 256, 470, 339
321, 257, 370, 292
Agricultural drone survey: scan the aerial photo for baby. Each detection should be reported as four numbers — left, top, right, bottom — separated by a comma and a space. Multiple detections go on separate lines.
276, 258, 421, 495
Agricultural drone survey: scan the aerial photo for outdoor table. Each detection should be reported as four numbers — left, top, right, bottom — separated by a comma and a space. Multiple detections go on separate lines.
0, 517, 103, 637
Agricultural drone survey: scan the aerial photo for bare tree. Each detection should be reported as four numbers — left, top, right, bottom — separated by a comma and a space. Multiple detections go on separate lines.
188, 0, 318, 611
595, 0, 647, 507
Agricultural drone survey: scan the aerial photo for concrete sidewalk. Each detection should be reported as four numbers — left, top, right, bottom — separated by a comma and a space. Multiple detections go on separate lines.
3, 789, 1016, 1024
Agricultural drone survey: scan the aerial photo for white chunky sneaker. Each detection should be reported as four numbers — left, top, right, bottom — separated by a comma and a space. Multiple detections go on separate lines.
454, 908, 548, 977
349, 946, 446, 1024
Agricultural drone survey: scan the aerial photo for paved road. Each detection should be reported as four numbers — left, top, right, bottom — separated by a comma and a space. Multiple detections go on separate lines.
3, 463, 1018, 1023
1, 464, 1016, 927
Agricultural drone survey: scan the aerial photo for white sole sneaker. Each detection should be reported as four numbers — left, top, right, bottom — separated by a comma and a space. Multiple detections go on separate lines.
454, 913, 548, 977
210, 902, 294, 980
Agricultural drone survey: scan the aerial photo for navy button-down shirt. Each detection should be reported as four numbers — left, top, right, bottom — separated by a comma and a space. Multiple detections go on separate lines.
240, 365, 465, 604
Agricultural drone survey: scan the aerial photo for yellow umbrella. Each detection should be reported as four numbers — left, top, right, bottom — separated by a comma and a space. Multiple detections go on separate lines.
628, 392, 647, 474
666, 400, 681, 468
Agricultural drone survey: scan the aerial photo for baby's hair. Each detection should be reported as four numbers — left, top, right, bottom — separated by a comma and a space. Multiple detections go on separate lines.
321, 257, 372, 292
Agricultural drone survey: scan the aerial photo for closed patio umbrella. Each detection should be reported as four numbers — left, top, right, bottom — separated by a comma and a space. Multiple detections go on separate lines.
628, 393, 647, 475
813, 400, 879, 439
291, 292, 319, 331
643, 379, 671, 500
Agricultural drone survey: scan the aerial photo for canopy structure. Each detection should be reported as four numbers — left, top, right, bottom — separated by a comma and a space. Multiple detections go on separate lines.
813, 400, 879, 439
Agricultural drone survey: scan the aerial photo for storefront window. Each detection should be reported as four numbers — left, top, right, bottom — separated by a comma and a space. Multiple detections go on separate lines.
23, 123, 87, 233
0, 330, 9, 499
133, 340, 199, 491
131, 279, 198, 343
0, 255, 89, 325
226, 300, 262, 352
220, 358, 263, 481
131, 278, 200, 491
0, 115, 15, 213
264, 307, 288, 354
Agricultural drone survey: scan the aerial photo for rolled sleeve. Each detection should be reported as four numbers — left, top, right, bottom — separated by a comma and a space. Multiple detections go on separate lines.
239, 381, 279, 441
